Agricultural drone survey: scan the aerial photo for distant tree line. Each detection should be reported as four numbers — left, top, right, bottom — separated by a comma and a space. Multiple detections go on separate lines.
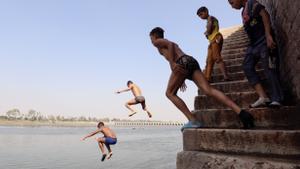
0, 108, 109, 122
0, 109, 177, 123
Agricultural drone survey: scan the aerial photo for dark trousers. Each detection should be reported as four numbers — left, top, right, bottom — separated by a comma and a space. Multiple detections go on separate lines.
243, 40, 283, 102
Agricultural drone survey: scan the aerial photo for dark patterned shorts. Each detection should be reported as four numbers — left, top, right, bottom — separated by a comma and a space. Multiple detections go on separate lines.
175, 55, 201, 80
135, 96, 145, 103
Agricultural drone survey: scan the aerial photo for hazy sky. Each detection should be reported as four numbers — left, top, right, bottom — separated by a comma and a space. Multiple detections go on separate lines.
0, 0, 242, 122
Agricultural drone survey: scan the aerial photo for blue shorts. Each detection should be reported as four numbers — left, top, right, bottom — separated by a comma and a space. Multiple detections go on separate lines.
104, 137, 117, 145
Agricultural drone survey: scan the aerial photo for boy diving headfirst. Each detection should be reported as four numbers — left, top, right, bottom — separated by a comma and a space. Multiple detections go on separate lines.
81, 122, 117, 162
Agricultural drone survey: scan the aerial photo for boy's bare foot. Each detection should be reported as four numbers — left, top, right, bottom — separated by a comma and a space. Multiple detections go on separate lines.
101, 154, 107, 162
129, 112, 137, 117
107, 152, 113, 159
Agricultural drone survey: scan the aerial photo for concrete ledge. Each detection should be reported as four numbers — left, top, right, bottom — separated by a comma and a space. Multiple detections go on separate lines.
193, 107, 300, 129
177, 151, 300, 169
183, 129, 300, 156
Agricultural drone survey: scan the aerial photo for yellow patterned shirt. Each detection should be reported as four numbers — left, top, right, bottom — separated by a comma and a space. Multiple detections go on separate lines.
207, 16, 220, 42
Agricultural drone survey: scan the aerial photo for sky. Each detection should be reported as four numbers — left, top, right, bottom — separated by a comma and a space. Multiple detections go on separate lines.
0, 0, 242, 122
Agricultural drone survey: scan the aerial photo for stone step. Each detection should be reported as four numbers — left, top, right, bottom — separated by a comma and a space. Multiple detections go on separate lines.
212, 57, 245, 69
199, 78, 273, 95
211, 69, 264, 83
221, 57, 244, 66
213, 63, 262, 75
221, 47, 247, 57
210, 71, 247, 82
222, 41, 249, 51
222, 26, 243, 31
198, 80, 254, 95
177, 151, 300, 169
223, 29, 247, 36
223, 34, 247, 40
192, 106, 300, 129
221, 27, 244, 33
183, 129, 300, 157
222, 52, 245, 60
195, 91, 258, 109
225, 31, 247, 37
203, 57, 246, 69
225, 32, 248, 37
224, 36, 249, 43
223, 38, 250, 46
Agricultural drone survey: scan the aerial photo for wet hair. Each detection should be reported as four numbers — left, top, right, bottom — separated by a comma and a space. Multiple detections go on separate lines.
150, 27, 164, 38
197, 6, 208, 15
127, 80, 133, 86
97, 122, 104, 128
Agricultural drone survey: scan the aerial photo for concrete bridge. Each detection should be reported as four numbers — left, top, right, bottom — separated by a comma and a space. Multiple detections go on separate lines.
110, 121, 184, 126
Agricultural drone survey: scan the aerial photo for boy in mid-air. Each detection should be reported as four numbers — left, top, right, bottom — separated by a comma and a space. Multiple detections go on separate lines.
116, 80, 152, 118
81, 122, 117, 162
149, 27, 254, 130
228, 0, 283, 108
197, 6, 229, 82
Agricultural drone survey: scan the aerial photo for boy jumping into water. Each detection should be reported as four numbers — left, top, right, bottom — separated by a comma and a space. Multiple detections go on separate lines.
81, 122, 117, 162
116, 80, 152, 118
149, 27, 254, 130
228, 0, 283, 108
197, 6, 230, 82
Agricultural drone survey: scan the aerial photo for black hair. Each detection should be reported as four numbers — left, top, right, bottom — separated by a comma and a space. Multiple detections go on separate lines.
150, 27, 164, 38
127, 80, 133, 86
97, 121, 104, 128
197, 6, 208, 15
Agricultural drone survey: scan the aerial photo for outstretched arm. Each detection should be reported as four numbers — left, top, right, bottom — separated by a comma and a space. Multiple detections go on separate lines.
115, 87, 131, 94
260, 9, 276, 49
81, 129, 101, 141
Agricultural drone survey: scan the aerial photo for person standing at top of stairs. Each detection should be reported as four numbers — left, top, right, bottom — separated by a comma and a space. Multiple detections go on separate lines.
228, 0, 284, 108
197, 6, 230, 82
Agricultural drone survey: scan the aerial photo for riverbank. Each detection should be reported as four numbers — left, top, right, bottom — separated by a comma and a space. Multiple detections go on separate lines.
0, 119, 97, 127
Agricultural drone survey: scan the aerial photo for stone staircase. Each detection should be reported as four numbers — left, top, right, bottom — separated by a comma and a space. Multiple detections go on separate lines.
177, 25, 300, 169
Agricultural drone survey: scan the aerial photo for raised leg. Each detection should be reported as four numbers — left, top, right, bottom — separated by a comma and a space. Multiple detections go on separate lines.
166, 71, 196, 121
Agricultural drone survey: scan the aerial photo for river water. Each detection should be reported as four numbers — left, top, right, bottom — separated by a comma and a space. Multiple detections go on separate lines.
0, 126, 182, 169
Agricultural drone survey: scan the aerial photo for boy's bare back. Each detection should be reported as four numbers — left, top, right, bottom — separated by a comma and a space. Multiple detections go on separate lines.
129, 83, 142, 97
101, 127, 116, 138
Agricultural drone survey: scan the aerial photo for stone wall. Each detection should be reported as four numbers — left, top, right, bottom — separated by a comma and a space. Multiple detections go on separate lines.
258, 0, 300, 103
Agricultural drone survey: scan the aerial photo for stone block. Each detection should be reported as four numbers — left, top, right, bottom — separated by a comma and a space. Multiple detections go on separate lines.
193, 106, 300, 129
177, 151, 300, 169
183, 129, 300, 157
